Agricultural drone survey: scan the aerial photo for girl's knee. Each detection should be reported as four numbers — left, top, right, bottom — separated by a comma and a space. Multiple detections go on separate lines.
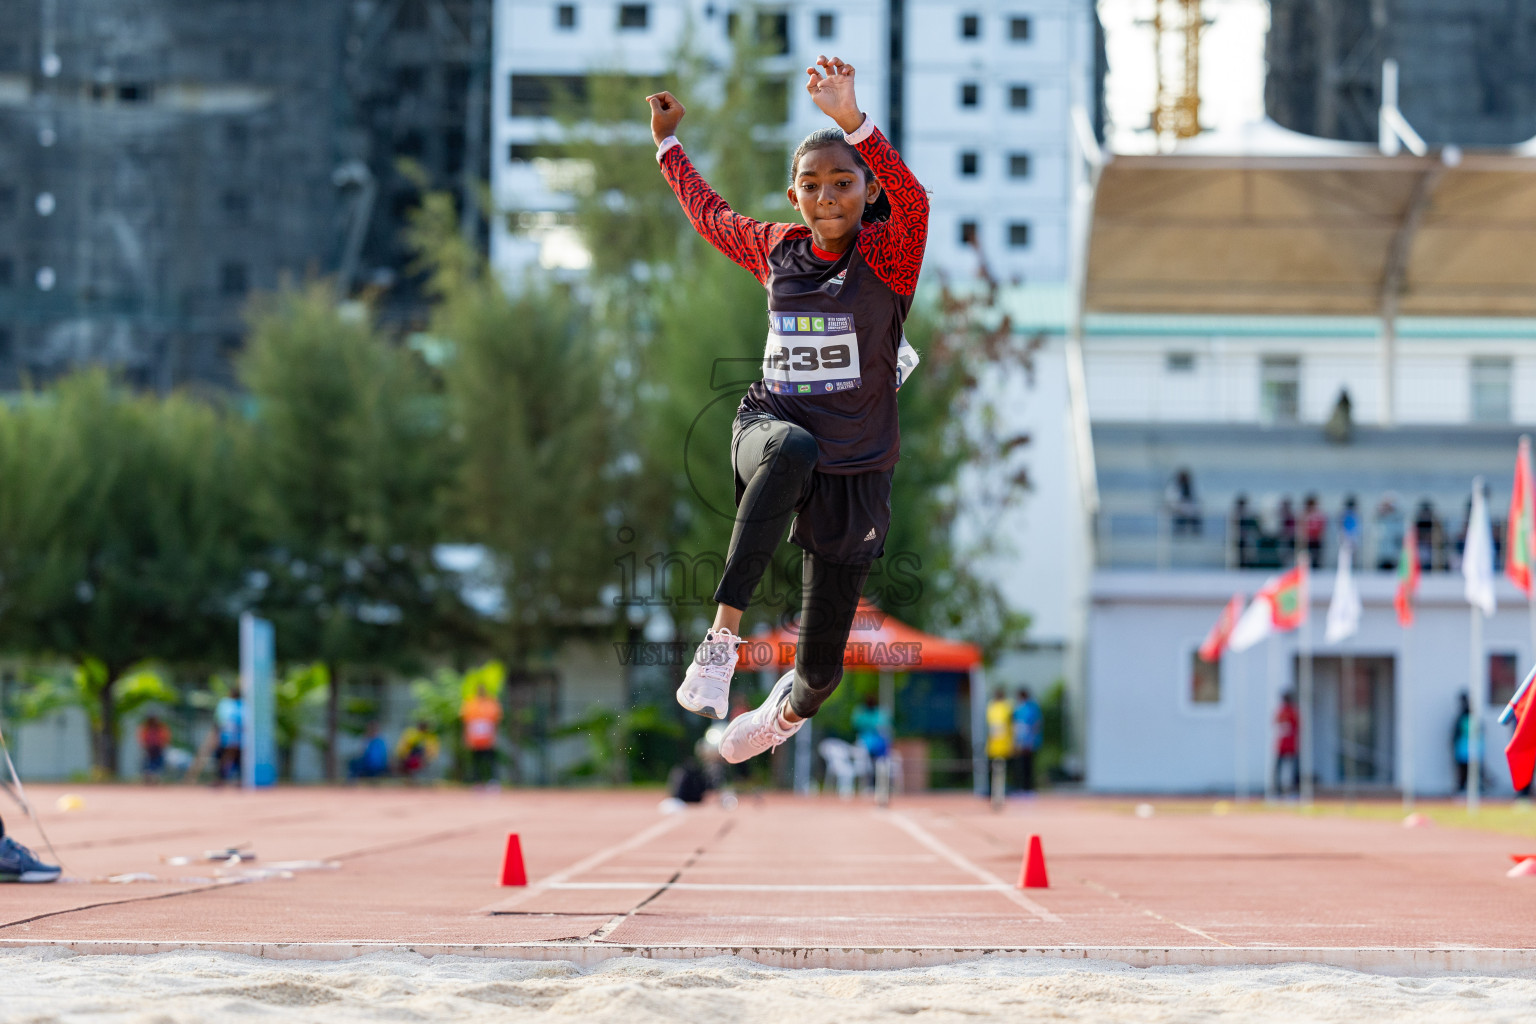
776, 425, 819, 474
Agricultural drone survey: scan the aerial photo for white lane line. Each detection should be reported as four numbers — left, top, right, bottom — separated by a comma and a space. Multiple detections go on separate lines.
546, 882, 999, 892
475, 815, 687, 914
885, 811, 1063, 923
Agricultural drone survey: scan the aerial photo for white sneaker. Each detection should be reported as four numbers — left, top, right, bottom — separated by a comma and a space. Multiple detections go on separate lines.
719, 670, 803, 764
676, 628, 741, 719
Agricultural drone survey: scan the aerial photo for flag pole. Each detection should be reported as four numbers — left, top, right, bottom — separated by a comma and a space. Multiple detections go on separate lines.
1470, 601, 1484, 815
1401, 625, 1414, 811
1299, 559, 1315, 808
1265, 635, 1278, 803
1234, 649, 1247, 802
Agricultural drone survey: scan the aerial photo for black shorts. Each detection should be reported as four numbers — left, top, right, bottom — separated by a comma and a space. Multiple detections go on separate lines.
733, 412, 893, 565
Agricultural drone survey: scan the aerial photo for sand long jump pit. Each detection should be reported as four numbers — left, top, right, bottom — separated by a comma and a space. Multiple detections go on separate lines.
4, 786, 1536, 1021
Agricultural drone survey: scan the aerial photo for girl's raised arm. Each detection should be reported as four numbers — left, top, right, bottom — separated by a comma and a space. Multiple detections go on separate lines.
648, 91, 800, 286
849, 121, 929, 297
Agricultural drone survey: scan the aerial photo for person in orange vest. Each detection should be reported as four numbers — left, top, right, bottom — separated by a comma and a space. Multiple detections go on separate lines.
460, 684, 502, 787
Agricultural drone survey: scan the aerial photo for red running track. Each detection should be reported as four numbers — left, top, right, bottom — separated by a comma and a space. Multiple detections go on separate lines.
4, 786, 1536, 970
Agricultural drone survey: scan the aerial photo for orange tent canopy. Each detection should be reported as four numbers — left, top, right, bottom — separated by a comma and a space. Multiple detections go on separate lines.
736, 599, 982, 673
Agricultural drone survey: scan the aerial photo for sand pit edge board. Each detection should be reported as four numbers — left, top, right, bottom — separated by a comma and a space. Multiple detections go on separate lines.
3, 941, 1535, 974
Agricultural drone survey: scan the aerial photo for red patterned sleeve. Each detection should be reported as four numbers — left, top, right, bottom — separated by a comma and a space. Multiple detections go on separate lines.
852, 124, 930, 295
659, 144, 802, 286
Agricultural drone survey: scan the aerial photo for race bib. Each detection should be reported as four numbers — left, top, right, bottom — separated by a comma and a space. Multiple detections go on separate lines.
761, 311, 861, 395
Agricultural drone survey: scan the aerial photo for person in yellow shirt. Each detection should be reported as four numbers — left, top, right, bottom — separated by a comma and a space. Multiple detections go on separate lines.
395, 720, 440, 781
460, 685, 503, 787
985, 687, 1014, 804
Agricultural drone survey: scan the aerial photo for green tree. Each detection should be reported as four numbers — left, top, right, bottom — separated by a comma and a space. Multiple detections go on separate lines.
0, 372, 251, 774
240, 286, 468, 778
409, 190, 617, 670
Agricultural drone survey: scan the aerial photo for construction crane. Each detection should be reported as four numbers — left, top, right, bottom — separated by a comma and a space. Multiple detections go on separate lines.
1150, 0, 1207, 139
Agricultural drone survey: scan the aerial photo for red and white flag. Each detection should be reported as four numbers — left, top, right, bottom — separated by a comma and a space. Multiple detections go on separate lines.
1198, 595, 1245, 663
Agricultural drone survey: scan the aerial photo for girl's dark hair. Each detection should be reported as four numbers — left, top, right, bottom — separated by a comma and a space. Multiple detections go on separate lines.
789, 127, 892, 223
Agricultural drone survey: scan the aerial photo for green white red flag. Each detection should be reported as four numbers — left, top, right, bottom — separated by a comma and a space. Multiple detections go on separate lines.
1198, 594, 1245, 662
1395, 523, 1420, 626
1508, 436, 1535, 595
1228, 563, 1309, 652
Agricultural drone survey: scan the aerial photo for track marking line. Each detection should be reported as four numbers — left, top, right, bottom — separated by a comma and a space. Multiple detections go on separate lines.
885, 812, 1062, 923
547, 882, 1000, 892
475, 814, 688, 915
1080, 878, 1232, 947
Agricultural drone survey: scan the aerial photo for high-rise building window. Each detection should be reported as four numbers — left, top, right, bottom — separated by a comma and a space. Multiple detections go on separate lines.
816, 12, 835, 38
0, 185, 13, 220
0, 326, 10, 360
1471, 356, 1513, 422
959, 82, 979, 108
221, 190, 250, 224
1007, 222, 1030, 247
1009, 16, 1030, 40
0, 256, 11, 287
958, 151, 978, 176
960, 13, 980, 38
1260, 356, 1301, 424
220, 262, 249, 297
959, 220, 978, 245
1008, 153, 1030, 178
225, 121, 249, 155
618, 3, 648, 29
556, 3, 577, 28
395, 65, 425, 95
1009, 85, 1030, 109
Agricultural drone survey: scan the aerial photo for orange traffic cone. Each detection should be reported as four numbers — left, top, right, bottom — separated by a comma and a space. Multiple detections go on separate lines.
499, 832, 527, 886
1017, 834, 1049, 889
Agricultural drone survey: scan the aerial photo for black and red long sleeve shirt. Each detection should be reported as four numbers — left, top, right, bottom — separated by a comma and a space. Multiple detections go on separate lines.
657, 118, 929, 475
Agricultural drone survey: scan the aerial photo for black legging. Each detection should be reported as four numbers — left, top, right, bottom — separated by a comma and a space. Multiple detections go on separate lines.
715, 416, 870, 720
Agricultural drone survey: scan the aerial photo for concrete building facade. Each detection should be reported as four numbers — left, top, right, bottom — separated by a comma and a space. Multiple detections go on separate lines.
491, 0, 1102, 285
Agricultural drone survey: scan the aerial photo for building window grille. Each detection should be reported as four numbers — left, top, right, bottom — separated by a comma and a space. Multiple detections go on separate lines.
1008, 153, 1030, 178
618, 4, 649, 29
1260, 355, 1301, 425
556, 3, 577, 28
959, 82, 979, 108
220, 262, 249, 297
1009, 85, 1030, 109
958, 151, 978, 176
1007, 222, 1030, 247
1166, 351, 1196, 373
816, 12, 835, 38
1471, 356, 1513, 423
1010, 16, 1030, 40
960, 13, 980, 38
959, 220, 978, 245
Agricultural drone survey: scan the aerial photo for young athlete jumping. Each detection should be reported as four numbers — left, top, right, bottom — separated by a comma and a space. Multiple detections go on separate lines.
647, 55, 928, 763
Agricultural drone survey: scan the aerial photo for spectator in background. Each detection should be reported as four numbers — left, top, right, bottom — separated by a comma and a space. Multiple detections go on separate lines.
1278, 497, 1298, 564
1011, 688, 1043, 793
1453, 692, 1478, 793
1375, 494, 1405, 571
1232, 494, 1262, 568
138, 715, 170, 784
1274, 692, 1299, 796
214, 693, 243, 785
985, 687, 1014, 798
348, 722, 390, 780
395, 720, 440, 780
460, 683, 502, 787
1302, 494, 1327, 567
1339, 496, 1362, 563
851, 693, 891, 765
1415, 499, 1442, 571
1165, 468, 1201, 536
1324, 388, 1354, 444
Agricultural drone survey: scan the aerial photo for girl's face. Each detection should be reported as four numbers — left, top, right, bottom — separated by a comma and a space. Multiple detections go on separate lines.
787, 144, 881, 253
